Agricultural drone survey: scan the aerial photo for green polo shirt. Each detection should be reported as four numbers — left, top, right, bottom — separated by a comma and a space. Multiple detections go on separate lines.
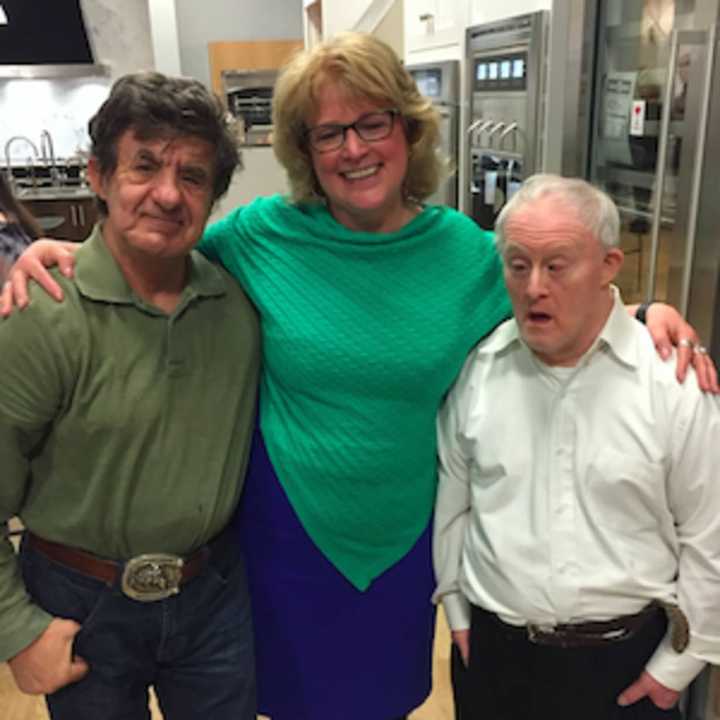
0, 225, 260, 661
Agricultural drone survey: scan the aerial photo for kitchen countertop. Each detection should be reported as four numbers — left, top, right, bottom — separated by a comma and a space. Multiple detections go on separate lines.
16, 186, 95, 201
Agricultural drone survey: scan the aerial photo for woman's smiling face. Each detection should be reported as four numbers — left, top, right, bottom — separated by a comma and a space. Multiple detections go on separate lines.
307, 83, 413, 234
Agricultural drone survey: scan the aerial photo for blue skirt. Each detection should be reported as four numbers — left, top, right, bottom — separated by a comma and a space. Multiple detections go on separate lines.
234, 426, 436, 720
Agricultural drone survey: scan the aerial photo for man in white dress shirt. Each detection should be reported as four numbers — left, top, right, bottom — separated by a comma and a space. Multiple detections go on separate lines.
434, 174, 720, 720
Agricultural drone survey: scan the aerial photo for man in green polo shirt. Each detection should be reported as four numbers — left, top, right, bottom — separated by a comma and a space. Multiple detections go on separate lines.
0, 72, 259, 719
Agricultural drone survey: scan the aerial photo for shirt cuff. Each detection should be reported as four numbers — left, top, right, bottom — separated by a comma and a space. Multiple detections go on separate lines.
0, 603, 53, 663
441, 592, 471, 631
645, 633, 707, 691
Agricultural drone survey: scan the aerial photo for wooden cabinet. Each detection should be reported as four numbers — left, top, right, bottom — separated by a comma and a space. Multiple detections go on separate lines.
303, 0, 403, 55
25, 197, 98, 242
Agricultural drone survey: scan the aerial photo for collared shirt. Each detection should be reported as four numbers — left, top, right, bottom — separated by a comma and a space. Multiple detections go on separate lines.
0, 224, 260, 661
434, 288, 720, 691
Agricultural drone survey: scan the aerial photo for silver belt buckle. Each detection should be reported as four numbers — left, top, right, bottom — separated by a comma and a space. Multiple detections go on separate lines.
121, 554, 184, 602
527, 623, 556, 643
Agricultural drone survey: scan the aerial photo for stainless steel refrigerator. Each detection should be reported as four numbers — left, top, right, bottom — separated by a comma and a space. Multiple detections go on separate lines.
560, 2, 720, 716
563, 0, 720, 368
407, 60, 460, 208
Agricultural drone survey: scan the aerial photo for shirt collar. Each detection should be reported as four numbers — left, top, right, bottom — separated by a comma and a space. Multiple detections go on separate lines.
75, 222, 228, 305
595, 285, 640, 368
476, 316, 523, 356
476, 285, 640, 369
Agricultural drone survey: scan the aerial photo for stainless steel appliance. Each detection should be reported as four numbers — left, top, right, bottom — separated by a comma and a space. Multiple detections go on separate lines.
0, 0, 108, 78
555, 3, 720, 715
465, 11, 548, 230
560, 0, 720, 371
407, 60, 460, 208
222, 69, 277, 146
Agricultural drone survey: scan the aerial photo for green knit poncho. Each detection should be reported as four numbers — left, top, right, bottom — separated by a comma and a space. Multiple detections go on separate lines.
200, 195, 510, 590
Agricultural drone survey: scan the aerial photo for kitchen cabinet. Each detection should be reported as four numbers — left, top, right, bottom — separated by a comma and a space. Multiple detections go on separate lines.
25, 197, 98, 242
469, 0, 552, 26
304, 0, 322, 48
302, 0, 403, 55
405, 0, 469, 53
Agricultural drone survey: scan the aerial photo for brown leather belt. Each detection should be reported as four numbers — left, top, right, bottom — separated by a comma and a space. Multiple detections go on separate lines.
473, 604, 665, 649
27, 532, 212, 602
526, 605, 662, 648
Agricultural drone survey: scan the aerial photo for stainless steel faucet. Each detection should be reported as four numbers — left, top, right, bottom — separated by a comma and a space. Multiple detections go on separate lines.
499, 122, 519, 152
4, 135, 40, 189
487, 121, 506, 147
39, 129, 59, 184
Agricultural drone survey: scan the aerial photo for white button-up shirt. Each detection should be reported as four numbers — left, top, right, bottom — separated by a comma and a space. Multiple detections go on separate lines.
434, 289, 720, 690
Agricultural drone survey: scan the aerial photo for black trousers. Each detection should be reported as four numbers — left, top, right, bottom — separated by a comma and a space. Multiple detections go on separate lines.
453, 605, 682, 720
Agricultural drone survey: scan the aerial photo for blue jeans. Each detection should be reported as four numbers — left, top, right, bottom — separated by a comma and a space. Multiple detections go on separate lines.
19, 534, 256, 720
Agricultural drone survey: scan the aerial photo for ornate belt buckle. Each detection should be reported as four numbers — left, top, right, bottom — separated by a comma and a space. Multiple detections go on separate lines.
527, 623, 555, 644
121, 554, 184, 602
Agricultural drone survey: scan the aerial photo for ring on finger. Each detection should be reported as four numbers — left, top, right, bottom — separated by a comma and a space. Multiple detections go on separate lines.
678, 338, 694, 349
695, 345, 709, 355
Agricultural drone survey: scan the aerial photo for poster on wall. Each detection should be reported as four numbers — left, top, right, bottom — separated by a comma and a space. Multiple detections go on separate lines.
601, 71, 637, 166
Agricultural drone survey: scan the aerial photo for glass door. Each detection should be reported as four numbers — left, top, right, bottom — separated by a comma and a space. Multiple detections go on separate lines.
590, 0, 717, 307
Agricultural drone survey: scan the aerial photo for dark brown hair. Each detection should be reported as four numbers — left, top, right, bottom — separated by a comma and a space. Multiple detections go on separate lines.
0, 173, 42, 239
88, 71, 239, 214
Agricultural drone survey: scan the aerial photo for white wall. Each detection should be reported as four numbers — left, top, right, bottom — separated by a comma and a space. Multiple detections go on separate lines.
82, 0, 155, 79
210, 146, 289, 222
147, 0, 182, 75
174, 0, 303, 88
469, 0, 552, 24
370, 0, 405, 59
322, 3, 367, 39
0, 79, 111, 162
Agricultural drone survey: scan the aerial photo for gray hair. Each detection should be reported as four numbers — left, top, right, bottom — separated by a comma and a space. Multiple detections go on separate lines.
494, 174, 620, 253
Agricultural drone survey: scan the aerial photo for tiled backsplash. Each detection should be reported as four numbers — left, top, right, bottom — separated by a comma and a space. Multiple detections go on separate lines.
0, 77, 111, 162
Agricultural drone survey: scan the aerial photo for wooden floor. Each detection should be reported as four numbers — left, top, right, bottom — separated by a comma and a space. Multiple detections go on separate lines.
0, 611, 454, 720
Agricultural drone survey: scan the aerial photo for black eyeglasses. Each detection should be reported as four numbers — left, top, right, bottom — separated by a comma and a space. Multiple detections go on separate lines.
304, 110, 400, 153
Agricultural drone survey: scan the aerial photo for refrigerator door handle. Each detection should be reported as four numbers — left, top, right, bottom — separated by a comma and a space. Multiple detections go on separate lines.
680, 23, 716, 315
646, 30, 680, 301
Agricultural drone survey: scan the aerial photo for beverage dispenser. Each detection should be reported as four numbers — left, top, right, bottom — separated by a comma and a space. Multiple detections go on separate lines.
465, 12, 548, 229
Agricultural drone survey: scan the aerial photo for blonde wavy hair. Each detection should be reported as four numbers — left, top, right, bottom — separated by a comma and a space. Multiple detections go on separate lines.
272, 32, 447, 204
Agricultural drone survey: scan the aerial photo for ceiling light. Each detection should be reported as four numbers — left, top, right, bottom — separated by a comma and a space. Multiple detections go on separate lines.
0, 5, 7, 26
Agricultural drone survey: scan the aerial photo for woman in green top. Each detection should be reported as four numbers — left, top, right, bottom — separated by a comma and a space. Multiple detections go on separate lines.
2, 33, 716, 720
